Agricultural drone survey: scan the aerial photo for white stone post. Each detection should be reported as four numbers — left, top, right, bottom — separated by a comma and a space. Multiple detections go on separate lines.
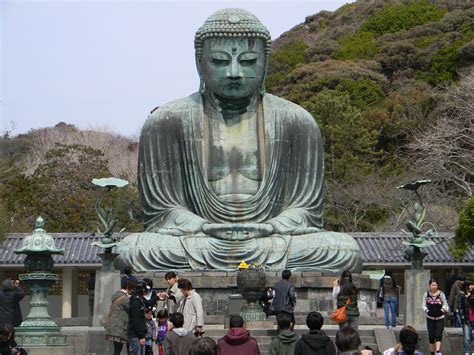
404, 268, 431, 329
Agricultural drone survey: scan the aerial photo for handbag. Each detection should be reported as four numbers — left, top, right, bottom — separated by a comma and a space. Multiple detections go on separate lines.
377, 285, 384, 304
331, 297, 350, 323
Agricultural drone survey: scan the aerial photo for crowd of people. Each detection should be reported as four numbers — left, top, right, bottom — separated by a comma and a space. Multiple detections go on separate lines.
101, 268, 474, 355
1, 267, 473, 355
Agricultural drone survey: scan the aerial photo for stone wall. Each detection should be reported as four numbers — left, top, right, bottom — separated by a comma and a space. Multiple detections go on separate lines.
140, 271, 379, 321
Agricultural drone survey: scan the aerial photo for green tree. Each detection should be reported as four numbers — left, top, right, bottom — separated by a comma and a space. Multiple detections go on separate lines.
301, 90, 381, 181
450, 197, 474, 260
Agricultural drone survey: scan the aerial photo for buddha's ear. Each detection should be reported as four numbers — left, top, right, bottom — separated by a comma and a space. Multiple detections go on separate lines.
260, 57, 269, 95
195, 53, 206, 94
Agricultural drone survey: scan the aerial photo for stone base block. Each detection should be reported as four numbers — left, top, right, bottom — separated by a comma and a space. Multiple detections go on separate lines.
22, 346, 74, 355
245, 320, 274, 329
141, 271, 379, 320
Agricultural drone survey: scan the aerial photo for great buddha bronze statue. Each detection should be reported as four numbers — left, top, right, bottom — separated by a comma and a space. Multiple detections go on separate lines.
117, 8, 362, 272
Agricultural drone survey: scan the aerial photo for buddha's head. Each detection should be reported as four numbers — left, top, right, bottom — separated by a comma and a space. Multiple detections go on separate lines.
195, 9, 271, 100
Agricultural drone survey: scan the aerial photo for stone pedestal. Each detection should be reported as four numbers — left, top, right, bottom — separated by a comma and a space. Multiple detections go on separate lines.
143, 271, 378, 326
404, 269, 430, 329
92, 270, 120, 327
22, 346, 75, 355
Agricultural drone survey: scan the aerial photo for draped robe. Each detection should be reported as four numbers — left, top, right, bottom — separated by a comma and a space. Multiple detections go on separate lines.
117, 93, 362, 271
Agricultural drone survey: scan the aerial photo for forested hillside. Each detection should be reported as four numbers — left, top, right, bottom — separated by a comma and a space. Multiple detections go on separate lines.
266, 0, 473, 237
1, 0, 473, 252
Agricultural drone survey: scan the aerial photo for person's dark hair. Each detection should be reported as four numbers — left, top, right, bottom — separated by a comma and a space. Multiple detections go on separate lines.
145, 307, 153, 314
429, 278, 438, 286
306, 311, 324, 330
399, 326, 418, 355
339, 270, 358, 296
165, 271, 177, 280
122, 278, 136, 291
0, 324, 12, 342
463, 280, 472, 292
229, 314, 244, 328
335, 326, 361, 352
170, 312, 185, 328
276, 312, 292, 330
384, 269, 393, 277
133, 280, 147, 296
157, 309, 169, 319
456, 274, 466, 281
189, 337, 217, 355
143, 278, 153, 289
177, 278, 193, 290
282, 269, 291, 280
123, 265, 132, 275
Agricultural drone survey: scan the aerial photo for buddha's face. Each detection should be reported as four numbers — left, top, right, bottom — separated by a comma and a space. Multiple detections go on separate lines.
200, 37, 266, 99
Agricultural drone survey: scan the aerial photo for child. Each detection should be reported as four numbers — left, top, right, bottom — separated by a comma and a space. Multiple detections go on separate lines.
144, 308, 156, 355
156, 309, 170, 355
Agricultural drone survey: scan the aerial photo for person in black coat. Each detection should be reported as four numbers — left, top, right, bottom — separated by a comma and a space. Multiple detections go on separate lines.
0, 325, 27, 355
294, 312, 336, 355
128, 280, 147, 355
0, 279, 25, 328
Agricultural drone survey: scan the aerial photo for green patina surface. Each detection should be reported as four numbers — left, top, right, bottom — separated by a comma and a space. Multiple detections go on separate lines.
117, 8, 362, 272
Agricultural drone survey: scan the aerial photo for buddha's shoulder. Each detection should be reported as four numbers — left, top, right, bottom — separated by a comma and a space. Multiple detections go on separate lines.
146, 93, 201, 122
264, 94, 316, 125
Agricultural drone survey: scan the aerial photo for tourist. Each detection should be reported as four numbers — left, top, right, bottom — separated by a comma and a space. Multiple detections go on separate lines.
269, 312, 298, 355
456, 281, 472, 355
383, 325, 422, 355
156, 309, 170, 355
0, 325, 27, 355
159, 272, 183, 314
189, 337, 217, 355
333, 270, 360, 330
259, 287, 275, 317
335, 326, 360, 355
0, 279, 25, 330
448, 273, 465, 327
105, 279, 135, 355
143, 278, 159, 310
272, 270, 297, 327
163, 312, 196, 355
128, 280, 148, 355
380, 270, 397, 329
177, 279, 204, 334
467, 283, 474, 345
121, 265, 138, 287
422, 278, 449, 354
144, 308, 156, 355
294, 311, 336, 355
217, 315, 260, 355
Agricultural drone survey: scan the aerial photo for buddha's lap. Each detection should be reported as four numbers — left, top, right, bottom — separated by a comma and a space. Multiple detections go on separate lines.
118, 231, 359, 252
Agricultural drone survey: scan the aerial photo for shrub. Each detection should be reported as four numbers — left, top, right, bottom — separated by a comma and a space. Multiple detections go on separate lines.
361, 1, 447, 36
335, 31, 379, 60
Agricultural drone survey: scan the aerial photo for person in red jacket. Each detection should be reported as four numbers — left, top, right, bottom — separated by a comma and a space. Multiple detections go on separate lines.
217, 315, 260, 355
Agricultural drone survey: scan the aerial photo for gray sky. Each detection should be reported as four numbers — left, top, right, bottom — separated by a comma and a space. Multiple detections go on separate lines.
2, 0, 353, 138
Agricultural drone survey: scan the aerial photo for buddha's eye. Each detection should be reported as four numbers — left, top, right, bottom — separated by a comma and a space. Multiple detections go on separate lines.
239, 58, 257, 67
239, 52, 259, 66
211, 58, 230, 66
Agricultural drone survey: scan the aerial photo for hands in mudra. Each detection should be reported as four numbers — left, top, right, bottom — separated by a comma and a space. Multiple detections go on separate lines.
202, 223, 273, 240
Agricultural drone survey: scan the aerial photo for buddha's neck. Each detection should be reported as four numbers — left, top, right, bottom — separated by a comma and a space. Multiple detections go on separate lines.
204, 91, 261, 119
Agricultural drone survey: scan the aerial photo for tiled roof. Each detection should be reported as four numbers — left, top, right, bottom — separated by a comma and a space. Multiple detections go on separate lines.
0, 233, 126, 266
0, 232, 472, 267
354, 232, 474, 264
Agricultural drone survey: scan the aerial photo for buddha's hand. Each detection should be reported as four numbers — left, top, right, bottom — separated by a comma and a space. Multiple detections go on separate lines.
270, 225, 322, 236
202, 223, 274, 240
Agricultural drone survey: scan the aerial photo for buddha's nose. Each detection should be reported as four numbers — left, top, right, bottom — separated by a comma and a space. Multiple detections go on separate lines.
227, 60, 243, 79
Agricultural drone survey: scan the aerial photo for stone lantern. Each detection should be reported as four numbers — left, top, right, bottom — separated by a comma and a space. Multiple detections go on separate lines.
14, 217, 67, 347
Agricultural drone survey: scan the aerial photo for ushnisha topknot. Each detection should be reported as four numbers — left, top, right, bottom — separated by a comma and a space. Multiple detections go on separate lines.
194, 8, 272, 59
